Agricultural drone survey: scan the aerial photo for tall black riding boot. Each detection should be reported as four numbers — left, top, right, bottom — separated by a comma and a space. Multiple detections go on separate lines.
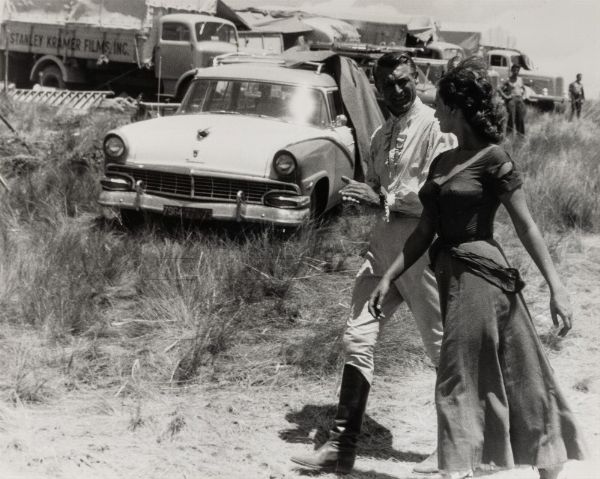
290, 364, 370, 474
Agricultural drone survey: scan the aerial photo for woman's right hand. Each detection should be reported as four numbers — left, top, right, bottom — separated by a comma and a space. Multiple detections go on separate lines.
368, 277, 391, 319
550, 288, 573, 337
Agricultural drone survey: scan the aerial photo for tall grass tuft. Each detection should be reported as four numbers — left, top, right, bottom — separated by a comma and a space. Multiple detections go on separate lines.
506, 103, 600, 233
0, 101, 596, 394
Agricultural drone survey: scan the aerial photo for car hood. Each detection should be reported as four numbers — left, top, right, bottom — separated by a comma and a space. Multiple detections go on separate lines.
115, 114, 327, 178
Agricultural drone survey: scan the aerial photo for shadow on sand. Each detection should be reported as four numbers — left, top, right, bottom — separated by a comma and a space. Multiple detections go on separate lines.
280, 403, 429, 465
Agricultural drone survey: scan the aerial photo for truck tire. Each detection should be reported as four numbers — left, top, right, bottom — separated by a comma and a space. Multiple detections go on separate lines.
38, 65, 65, 89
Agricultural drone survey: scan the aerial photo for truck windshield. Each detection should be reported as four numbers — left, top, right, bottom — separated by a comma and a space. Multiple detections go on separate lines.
441, 48, 463, 60
181, 79, 330, 127
196, 22, 237, 44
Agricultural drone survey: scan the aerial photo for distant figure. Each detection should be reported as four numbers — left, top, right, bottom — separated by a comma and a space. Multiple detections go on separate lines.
500, 64, 526, 137
569, 73, 585, 120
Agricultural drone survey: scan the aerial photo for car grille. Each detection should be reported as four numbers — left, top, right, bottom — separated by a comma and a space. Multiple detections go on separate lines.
107, 165, 297, 204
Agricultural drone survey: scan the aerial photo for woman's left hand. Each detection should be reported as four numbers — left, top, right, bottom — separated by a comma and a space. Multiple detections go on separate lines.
550, 289, 573, 337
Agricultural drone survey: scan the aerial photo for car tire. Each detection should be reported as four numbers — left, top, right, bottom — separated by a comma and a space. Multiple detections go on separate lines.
38, 65, 65, 89
120, 209, 145, 229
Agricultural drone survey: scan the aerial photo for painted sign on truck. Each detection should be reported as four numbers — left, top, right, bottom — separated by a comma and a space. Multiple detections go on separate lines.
0, 0, 246, 99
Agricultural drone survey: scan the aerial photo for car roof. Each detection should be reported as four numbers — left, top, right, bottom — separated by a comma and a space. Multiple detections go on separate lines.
487, 49, 520, 55
160, 13, 235, 26
194, 63, 338, 88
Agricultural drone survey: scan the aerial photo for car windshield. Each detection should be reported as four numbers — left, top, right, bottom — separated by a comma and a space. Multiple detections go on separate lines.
180, 79, 330, 127
196, 22, 237, 44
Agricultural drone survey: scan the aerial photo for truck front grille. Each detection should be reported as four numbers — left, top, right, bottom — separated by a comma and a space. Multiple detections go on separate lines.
524, 76, 556, 95
107, 166, 297, 204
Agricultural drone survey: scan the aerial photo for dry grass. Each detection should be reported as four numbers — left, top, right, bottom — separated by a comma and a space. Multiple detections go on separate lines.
505, 102, 600, 232
0, 99, 597, 405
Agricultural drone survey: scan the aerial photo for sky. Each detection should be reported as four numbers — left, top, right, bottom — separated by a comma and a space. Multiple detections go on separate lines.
228, 0, 600, 98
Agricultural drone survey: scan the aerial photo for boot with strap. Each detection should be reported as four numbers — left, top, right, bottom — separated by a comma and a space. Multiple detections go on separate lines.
290, 364, 370, 474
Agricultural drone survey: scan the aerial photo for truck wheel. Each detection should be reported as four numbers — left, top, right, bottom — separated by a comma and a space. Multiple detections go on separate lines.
38, 65, 65, 89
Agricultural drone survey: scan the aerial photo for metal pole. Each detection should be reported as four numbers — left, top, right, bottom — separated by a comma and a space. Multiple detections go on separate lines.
3, 25, 8, 92
156, 52, 162, 115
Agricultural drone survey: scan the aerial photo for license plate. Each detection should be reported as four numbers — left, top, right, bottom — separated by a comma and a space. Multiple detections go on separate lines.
163, 205, 212, 220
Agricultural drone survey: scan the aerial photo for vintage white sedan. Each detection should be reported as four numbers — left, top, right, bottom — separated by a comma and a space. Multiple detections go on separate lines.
98, 53, 383, 226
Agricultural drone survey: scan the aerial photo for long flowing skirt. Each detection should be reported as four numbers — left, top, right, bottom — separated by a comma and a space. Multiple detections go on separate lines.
433, 240, 587, 472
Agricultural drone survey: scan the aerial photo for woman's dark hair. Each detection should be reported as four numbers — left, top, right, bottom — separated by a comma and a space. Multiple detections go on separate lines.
438, 56, 506, 143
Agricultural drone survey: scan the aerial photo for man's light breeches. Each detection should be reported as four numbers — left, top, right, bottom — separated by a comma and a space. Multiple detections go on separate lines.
343, 217, 442, 384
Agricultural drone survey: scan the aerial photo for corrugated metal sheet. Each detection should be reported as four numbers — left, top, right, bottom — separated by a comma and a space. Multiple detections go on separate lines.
8, 88, 113, 109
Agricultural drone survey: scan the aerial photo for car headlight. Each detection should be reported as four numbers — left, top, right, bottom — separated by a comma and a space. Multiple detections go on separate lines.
273, 151, 297, 177
103, 135, 127, 162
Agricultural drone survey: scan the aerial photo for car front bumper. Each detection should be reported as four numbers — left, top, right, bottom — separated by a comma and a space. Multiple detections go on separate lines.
98, 190, 311, 226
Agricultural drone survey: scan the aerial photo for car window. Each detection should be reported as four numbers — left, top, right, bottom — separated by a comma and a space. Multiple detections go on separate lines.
490, 55, 507, 67
162, 22, 191, 42
327, 90, 344, 119
197, 22, 237, 44
181, 79, 329, 127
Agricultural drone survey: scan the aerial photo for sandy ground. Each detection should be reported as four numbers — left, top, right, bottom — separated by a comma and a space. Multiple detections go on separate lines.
1, 235, 599, 479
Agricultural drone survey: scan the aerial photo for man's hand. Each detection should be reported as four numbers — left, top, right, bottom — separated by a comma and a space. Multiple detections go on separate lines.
340, 176, 380, 205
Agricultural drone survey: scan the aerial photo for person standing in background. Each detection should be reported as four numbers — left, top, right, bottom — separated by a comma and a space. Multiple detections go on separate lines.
500, 64, 527, 136
569, 73, 585, 120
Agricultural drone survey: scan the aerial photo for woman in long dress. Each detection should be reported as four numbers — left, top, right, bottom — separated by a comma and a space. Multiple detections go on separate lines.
368, 58, 587, 479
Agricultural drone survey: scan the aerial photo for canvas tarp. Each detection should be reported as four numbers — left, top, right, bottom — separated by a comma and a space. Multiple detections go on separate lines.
1, 0, 248, 30
438, 29, 482, 56
283, 49, 384, 181
303, 6, 437, 45
236, 9, 359, 43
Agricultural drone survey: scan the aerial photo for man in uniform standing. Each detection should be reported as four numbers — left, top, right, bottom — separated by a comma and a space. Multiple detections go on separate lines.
500, 64, 527, 137
569, 73, 585, 120
290, 52, 455, 475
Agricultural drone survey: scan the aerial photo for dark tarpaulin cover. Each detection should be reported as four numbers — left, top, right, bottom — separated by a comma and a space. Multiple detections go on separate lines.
283, 50, 384, 181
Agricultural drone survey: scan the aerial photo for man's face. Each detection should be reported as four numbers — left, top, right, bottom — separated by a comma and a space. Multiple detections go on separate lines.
577, 74, 582, 82
377, 64, 418, 117
511, 66, 520, 76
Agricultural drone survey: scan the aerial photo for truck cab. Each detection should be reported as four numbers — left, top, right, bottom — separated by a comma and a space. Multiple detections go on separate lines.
415, 41, 464, 61
156, 14, 238, 98
486, 48, 565, 111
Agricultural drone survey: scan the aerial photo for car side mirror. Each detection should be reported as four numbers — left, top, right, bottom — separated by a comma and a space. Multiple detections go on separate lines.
333, 114, 348, 127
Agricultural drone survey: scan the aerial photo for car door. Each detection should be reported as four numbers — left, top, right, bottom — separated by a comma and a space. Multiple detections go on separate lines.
157, 21, 194, 83
328, 90, 355, 155
326, 89, 355, 195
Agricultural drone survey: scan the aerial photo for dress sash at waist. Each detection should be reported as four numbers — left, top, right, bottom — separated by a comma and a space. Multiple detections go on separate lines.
430, 237, 526, 294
